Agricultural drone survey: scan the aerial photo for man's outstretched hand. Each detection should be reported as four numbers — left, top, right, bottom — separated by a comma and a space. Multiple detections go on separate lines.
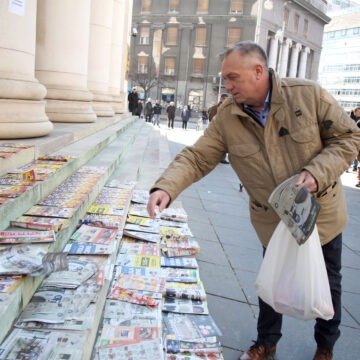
147, 189, 171, 219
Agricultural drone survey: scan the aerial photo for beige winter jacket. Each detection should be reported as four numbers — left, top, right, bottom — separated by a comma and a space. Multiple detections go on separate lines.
152, 70, 360, 247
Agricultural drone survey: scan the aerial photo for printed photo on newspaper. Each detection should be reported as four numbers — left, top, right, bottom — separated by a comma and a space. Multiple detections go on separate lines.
268, 175, 321, 245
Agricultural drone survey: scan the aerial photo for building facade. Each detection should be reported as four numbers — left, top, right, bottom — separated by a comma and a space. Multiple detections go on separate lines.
130, 0, 330, 111
0, 0, 133, 139
318, 10, 360, 113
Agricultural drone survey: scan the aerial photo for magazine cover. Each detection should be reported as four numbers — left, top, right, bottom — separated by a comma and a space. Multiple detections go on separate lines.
161, 268, 200, 283
107, 287, 162, 307
163, 313, 222, 341
165, 282, 207, 301
97, 339, 164, 360
160, 208, 188, 223
98, 324, 160, 348
0, 230, 56, 244
268, 175, 321, 245
70, 224, 118, 245
122, 230, 160, 243
116, 254, 161, 268
87, 204, 125, 216
161, 257, 198, 269
11, 216, 70, 231
162, 298, 209, 315
81, 214, 124, 229
119, 240, 160, 256
165, 338, 222, 354
124, 222, 160, 234
24, 205, 76, 219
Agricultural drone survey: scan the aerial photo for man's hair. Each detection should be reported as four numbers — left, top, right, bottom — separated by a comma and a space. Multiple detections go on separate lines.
222, 41, 268, 69
220, 94, 229, 100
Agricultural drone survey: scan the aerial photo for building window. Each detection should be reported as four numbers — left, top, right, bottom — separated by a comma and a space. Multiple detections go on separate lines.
193, 58, 205, 74
139, 27, 150, 45
230, 0, 244, 14
141, 0, 151, 13
164, 57, 176, 75
284, 8, 290, 30
169, 0, 179, 13
138, 56, 148, 73
227, 28, 241, 47
294, 13, 300, 33
195, 27, 207, 46
303, 19, 309, 38
197, 0, 209, 13
166, 27, 178, 46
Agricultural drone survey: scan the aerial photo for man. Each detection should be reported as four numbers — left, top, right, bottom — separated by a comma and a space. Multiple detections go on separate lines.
144, 98, 153, 123
208, 94, 229, 163
166, 101, 176, 129
128, 87, 139, 115
153, 100, 162, 127
208, 93, 229, 122
147, 41, 360, 360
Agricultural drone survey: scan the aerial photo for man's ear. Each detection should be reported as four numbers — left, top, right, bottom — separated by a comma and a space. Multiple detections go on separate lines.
254, 64, 264, 80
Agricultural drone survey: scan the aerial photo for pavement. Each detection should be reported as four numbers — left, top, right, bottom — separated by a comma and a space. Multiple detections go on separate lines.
152, 120, 360, 360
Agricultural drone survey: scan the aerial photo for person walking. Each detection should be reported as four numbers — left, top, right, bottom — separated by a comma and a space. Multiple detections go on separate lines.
128, 87, 139, 115
201, 108, 208, 128
181, 105, 191, 130
153, 100, 162, 127
144, 98, 153, 123
166, 101, 176, 129
147, 41, 360, 360
135, 99, 143, 118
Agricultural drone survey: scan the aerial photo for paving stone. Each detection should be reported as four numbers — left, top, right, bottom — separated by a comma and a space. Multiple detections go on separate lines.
223, 244, 262, 273
198, 260, 246, 302
188, 219, 219, 242
233, 268, 259, 306
196, 238, 230, 266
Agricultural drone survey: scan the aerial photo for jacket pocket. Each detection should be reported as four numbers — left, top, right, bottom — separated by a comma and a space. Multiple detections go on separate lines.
228, 143, 263, 185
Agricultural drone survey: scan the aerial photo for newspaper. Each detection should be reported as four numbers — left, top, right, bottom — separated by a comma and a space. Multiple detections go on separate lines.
116, 254, 161, 268
162, 298, 209, 315
161, 268, 200, 283
165, 338, 222, 354
268, 175, 321, 245
119, 240, 160, 256
0, 245, 67, 276
165, 281, 207, 301
165, 353, 224, 360
160, 208, 188, 223
161, 257, 198, 269
97, 339, 164, 360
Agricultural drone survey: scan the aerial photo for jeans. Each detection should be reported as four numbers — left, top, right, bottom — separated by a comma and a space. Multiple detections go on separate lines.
168, 116, 174, 128
257, 233, 342, 350
153, 114, 160, 126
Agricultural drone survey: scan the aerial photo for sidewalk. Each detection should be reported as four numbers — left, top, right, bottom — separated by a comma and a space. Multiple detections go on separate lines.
158, 125, 360, 360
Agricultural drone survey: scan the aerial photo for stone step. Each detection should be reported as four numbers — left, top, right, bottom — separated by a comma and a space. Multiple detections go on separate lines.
0, 117, 164, 345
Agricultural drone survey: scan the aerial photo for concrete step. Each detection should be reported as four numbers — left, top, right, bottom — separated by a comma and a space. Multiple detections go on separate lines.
0, 117, 164, 345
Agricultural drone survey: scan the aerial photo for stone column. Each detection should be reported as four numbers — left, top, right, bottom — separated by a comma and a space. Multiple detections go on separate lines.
119, 0, 134, 113
87, 0, 115, 117
0, 0, 52, 139
268, 31, 281, 70
35, 0, 96, 123
279, 38, 292, 78
109, 0, 125, 113
298, 46, 310, 79
289, 42, 302, 78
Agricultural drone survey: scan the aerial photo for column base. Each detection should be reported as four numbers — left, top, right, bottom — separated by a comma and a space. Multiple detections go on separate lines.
92, 101, 115, 117
45, 99, 97, 123
0, 99, 53, 139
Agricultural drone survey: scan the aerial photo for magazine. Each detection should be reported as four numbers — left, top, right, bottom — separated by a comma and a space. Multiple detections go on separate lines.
162, 298, 209, 315
161, 268, 200, 283
128, 204, 152, 218
268, 175, 321, 245
165, 282, 207, 301
160, 208, 188, 223
161, 257, 198, 269
163, 313, 222, 341
160, 226, 193, 242
127, 215, 158, 227
119, 240, 160, 256
0, 230, 56, 244
165, 338, 222, 354
70, 224, 118, 245
111, 273, 166, 293
87, 204, 125, 216
161, 238, 200, 257
0, 275, 22, 294
11, 216, 70, 231
165, 353, 224, 360
107, 288, 162, 307
122, 230, 160, 243
124, 223, 160, 234
97, 339, 164, 360
98, 324, 160, 348
24, 206, 76, 219
63, 241, 117, 255
116, 254, 161, 268
131, 190, 150, 204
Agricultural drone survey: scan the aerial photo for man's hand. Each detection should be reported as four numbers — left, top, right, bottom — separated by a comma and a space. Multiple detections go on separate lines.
294, 170, 318, 193
147, 190, 171, 219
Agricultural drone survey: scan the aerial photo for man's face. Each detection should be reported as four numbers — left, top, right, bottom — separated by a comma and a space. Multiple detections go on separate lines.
355, 109, 360, 118
221, 51, 259, 106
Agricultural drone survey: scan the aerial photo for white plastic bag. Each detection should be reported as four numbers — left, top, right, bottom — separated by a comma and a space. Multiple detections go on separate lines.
255, 221, 334, 320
